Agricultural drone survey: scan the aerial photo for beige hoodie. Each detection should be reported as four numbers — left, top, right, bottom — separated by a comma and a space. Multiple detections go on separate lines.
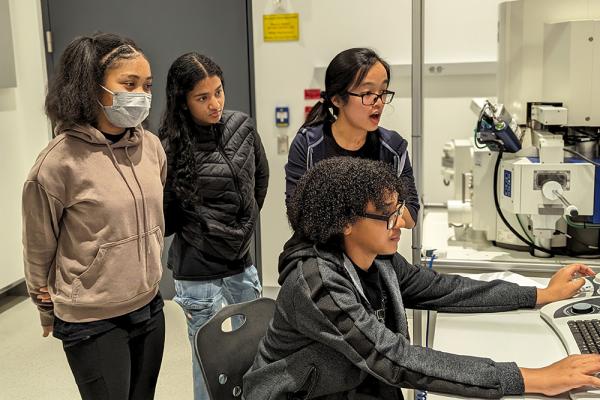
22, 123, 166, 326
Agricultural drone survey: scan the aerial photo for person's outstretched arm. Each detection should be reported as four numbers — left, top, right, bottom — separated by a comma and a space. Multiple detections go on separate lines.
393, 254, 593, 311
394, 253, 537, 312
520, 355, 600, 396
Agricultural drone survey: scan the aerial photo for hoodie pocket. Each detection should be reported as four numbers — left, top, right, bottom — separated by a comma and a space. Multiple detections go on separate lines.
71, 227, 163, 305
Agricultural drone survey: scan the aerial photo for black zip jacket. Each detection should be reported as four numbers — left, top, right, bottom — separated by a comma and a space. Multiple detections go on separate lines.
162, 110, 269, 280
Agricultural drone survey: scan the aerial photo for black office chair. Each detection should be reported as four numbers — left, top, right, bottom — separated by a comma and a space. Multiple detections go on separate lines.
194, 297, 276, 399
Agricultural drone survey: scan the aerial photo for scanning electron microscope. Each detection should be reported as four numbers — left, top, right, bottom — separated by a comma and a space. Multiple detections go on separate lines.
442, 0, 600, 258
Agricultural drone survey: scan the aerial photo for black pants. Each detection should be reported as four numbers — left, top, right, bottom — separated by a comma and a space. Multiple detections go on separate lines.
63, 311, 165, 400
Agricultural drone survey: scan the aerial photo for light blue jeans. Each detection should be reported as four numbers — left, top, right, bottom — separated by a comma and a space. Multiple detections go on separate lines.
173, 265, 262, 400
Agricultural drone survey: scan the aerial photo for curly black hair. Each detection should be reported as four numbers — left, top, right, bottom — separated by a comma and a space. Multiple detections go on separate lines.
45, 32, 146, 128
158, 52, 224, 208
288, 157, 405, 249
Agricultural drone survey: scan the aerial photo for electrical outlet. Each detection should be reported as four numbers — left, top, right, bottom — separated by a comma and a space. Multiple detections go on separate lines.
277, 134, 288, 154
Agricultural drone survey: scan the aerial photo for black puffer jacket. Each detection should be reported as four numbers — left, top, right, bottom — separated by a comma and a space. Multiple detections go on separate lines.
163, 110, 269, 280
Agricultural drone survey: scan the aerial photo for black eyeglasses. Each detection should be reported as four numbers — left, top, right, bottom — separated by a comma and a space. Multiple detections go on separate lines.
359, 201, 406, 230
346, 90, 395, 106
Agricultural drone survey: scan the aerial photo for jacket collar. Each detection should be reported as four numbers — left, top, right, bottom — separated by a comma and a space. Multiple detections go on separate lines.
342, 254, 371, 306
56, 122, 144, 148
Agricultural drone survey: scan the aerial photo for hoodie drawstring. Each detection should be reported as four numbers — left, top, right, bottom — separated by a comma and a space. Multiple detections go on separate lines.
125, 146, 151, 263
105, 143, 144, 261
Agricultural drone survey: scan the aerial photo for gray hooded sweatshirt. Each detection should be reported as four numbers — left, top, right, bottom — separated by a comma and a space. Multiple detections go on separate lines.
243, 243, 537, 399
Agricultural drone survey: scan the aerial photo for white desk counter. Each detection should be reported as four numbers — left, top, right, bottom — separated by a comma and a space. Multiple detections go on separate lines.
427, 307, 569, 400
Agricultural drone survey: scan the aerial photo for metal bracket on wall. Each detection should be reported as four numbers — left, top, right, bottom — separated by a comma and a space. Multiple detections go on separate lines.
45, 30, 53, 53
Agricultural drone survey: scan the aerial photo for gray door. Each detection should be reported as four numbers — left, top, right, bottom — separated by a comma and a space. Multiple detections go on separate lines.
41, 0, 258, 298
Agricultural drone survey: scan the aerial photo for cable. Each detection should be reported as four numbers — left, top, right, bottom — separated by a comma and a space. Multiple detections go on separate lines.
564, 148, 600, 167
427, 254, 436, 271
565, 216, 600, 229
516, 214, 534, 242
492, 149, 556, 256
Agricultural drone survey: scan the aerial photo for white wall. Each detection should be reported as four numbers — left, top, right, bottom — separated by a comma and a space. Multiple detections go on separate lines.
252, 0, 503, 288
0, 0, 51, 291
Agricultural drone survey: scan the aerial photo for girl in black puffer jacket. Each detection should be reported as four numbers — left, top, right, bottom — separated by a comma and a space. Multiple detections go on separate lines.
159, 52, 269, 400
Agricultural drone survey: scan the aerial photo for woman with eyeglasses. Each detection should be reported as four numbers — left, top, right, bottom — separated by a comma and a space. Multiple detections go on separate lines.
285, 47, 418, 229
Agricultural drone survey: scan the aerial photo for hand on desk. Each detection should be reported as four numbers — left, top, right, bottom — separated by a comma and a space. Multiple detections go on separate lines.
521, 354, 600, 396
536, 264, 595, 305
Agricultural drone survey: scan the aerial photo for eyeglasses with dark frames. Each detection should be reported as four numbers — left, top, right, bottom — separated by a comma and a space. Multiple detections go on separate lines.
346, 90, 395, 106
359, 200, 406, 230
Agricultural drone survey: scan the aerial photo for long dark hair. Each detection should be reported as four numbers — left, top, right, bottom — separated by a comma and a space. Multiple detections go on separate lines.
158, 52, 224, 208
45, 32, 145, 127
302, 48, 390, 129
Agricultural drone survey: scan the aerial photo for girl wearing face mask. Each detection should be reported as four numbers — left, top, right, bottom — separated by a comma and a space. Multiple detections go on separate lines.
286, 48, 419, 228
22, 33, 166, 399
159, 52, 269, 400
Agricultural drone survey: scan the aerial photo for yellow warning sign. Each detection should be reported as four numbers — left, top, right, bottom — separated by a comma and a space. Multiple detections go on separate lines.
263, 13, 299, 42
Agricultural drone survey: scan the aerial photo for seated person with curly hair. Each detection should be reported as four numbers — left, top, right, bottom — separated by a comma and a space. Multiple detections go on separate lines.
244, 157, 599, 400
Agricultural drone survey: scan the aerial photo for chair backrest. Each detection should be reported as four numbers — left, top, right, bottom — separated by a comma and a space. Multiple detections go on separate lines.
194, 297, 276, 400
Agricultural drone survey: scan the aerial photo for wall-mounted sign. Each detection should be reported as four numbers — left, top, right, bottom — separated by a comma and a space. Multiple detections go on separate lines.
304, 88, 321, 100
263, 13, 299, 42
275, 106, 290, 127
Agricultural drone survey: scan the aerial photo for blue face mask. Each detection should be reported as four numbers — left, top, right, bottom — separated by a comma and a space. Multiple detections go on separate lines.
99, 85, 152, 128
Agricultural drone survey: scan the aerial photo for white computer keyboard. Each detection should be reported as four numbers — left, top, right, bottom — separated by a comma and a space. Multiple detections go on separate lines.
540, 279, 600, 400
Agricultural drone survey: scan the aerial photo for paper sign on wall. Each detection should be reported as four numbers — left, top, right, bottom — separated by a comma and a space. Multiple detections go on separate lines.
263, 13, 299, 42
